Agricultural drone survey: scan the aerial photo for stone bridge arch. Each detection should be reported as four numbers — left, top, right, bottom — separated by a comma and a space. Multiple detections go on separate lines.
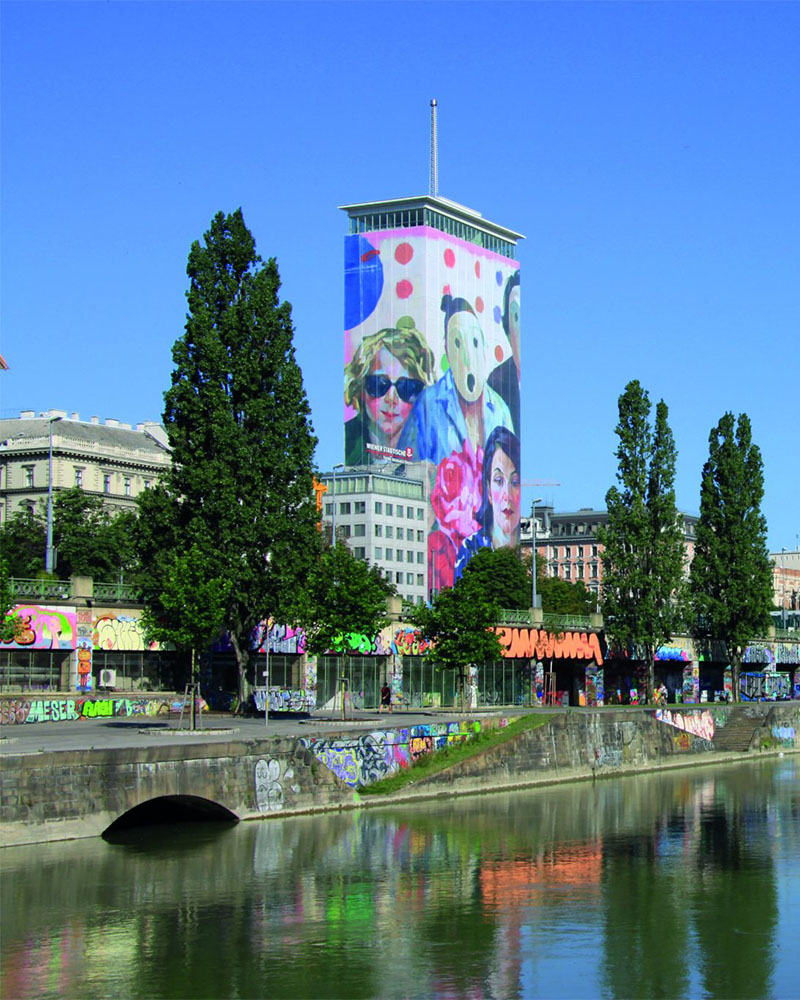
102, 794, 239, 836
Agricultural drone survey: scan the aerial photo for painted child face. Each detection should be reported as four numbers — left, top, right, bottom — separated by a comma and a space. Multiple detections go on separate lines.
490, 447, 521, 541
446, 312, 486, 403
508, 286, 520, 346
363, 346, 419, 445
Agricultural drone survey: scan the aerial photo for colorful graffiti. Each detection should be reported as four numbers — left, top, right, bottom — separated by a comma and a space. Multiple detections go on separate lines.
494, 627, 604, 665
3, 605, 76, 650
0, 696, 208, 726
300, 720, 484, 788
654, 709, 715, 742
770, 725, 796, 747
740, 672, 792, 701
655, 645, 691, 661
253, 688, 315, 713
256, 622, 307, 656
93, 614, 156, 652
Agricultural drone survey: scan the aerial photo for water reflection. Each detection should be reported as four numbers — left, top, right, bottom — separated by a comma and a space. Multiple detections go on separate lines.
1, 757, 797, 999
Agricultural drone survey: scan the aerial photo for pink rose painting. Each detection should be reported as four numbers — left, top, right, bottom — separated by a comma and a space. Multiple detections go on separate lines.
428, 437, 483, 590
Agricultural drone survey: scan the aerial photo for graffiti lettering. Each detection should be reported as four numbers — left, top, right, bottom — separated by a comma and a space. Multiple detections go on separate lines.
771, 725, 796, 746
93, 614, 154, 652
654, 709, 715, 742
0, 696, 206, 725
655, 645, 690, 661
254, 758, 297, 812
494, 627, 604, 665
3, 605, 76, 650
253, 688, 314, 713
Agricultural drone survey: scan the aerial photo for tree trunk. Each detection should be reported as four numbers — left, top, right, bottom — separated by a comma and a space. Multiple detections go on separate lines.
458, 665, 465, 713
643, 646, 655, 704
230, 632, 249, 714
730, 649, 742, 703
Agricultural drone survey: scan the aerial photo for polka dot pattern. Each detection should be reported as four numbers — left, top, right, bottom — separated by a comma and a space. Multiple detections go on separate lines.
395, 242, 414, 265
444, 248, 456, 268
475, 296, 484, 314
495, 345, 504, 363
396, 279, 413, 299
493, 305, 502, 324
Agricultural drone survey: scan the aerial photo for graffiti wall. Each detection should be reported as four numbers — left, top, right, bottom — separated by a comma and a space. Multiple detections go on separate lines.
93, 612, 157, 652
494, 627, 604, 665
3, 606, 77, 650
0, 695, 208, 726
654, 709, 715, 742
253, 688, 315, 713
344, 226, 521, 592
300, 719, 490, 788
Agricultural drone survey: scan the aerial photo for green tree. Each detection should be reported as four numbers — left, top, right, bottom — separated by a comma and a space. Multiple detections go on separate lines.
463, 546, 530, 609
409, 574, 502, 711
135, 209, 319, 706
689, 412, 773, 699
599, 381, 685, 701
1, 557, 18, 643
53, 488, 138, 581
0, 508, 46, 578
141, 545, 230, 728
293, 541, 394, 656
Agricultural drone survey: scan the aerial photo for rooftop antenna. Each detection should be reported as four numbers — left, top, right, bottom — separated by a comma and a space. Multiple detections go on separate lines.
429, 98, 438, 197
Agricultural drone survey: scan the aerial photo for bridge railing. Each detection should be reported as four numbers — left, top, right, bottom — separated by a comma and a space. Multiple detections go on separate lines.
497, 608, 595, 631
9, 578, 72, 601
93, 582, 140, 603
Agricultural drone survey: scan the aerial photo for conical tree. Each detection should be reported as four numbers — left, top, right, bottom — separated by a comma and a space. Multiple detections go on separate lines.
690, 412, 773, 699
136, 209, 319, 705
599, 381, 685, 701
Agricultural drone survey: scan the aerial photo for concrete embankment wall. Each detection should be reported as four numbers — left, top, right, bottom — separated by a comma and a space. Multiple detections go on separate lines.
2, 705, 798, 846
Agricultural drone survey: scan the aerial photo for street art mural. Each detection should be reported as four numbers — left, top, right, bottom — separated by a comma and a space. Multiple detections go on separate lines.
300, 719, 488, 788
93, 613, 156, 652
494, 627, 604, 665
654, 709, 715, 742
254, 758, 299, 813
2, 605, 76, 650
655, 644, 691, 662
770, 725, 796, 747
344, 226, 521, 592
740, 672, 792, 701
253, 688, 315, 713
256, 622, 307, 656
0, 695, 208, 725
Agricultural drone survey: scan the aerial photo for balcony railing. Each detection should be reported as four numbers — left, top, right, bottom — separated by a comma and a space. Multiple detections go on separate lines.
9, 578, 72, 601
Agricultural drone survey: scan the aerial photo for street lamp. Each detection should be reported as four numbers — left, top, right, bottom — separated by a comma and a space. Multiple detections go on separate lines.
781, 548, 787, 630
530, 498, 543, 612
45, 415, 63, 574
331, 463, 344, 546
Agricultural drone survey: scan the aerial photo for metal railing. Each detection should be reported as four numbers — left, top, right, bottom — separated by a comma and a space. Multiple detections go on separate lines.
9, 578, 72, 601
498, 608, 533, 625
93, 582, 139, 603
497, 608, 595, 631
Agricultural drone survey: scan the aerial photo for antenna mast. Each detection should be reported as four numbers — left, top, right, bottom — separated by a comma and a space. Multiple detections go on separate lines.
429, 98, 438, 197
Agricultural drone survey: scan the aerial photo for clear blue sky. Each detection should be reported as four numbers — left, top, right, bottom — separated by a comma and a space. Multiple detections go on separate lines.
1, 1, 797, 552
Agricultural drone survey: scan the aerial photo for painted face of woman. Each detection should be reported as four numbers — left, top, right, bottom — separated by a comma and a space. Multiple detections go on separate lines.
363, 346, 422, 446
489, 447, 521, 543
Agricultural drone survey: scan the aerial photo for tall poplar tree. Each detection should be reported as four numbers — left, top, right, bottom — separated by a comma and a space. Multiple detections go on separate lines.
689, 412, 773, 698
136, 209, 319, 703
599, 381, 685, 701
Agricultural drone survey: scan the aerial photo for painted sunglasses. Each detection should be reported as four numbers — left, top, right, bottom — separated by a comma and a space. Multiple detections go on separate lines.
364, 374, 425, 403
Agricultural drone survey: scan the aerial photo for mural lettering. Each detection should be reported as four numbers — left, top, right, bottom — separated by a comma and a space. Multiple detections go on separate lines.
253, 688, 314, 713
93, 614, 154, 651
655, 645, 690, 661
0, 696, 207, 725
654, 709, 715, 742
494, 627, 604, 665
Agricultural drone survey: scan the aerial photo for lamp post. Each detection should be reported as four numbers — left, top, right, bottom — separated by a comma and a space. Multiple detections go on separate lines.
45, 415, 63, 574
331, 463, 344, 547
530, 498, 543, 612
781, 548, 787, 630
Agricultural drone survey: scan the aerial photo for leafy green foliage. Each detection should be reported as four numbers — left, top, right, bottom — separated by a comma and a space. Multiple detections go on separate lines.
462, 545, 530, 609
292, 541, 394, 656
409, 573, 503, 684
599, 381, 685, 699
53, 488, 137, 580
0, 557, 18, 643
689, 413, 773, 694
135, 209, 319, 701
0, 508, 46, 578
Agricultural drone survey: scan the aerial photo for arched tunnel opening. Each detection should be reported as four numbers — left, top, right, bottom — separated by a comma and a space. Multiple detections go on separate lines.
102, 795, 239, 838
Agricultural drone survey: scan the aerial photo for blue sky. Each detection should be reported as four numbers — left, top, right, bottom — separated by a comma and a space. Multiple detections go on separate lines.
1, 1, 797, 551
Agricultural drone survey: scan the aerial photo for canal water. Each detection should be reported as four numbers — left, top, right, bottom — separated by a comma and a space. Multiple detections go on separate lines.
2, 756, 798, 1000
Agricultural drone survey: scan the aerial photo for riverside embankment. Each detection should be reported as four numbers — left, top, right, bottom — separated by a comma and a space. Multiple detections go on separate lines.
2, 703, 798, 846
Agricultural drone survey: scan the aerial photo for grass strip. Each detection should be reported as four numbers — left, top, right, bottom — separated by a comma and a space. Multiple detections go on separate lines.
360, 713, 556, 796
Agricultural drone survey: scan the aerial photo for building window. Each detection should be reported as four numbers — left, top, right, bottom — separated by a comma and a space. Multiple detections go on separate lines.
375, 501, 383, 514
407, 507, 414, 519
592, 545, 599, 557
395, 572, 403, 584
354, 501, 366, 514
407, 550, 413, 563
355, 547, 366, 559
103, 474, 111, 493
24, 466, 34, 488
143, 479, 151, 489
591, 562, 599, 578
124, 476, 131, 496
339, 502, 350, 515
375, 547, 383, 560
396, 551, 403, 563
417, 552, 424, 564
374, 524, 383, 537
417, 530, 424, 542
386, 526, 394, 539
325, 503, 333, 515
406, 573, 414, 585
342, 525, 351, 538
578, 546, 584, 558
75, 468, 84, 488
386, 503, 393, 516
565, 546, 571, 558
563, 564, 571, 580
385, 548, 393, 561
417, 574, 424, 586
354, 523, 366, 537
417, 508, 424, 520
397, 527, 404, 540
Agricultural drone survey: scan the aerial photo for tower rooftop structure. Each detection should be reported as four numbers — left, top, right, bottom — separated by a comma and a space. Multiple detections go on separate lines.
340, 194, 524, 259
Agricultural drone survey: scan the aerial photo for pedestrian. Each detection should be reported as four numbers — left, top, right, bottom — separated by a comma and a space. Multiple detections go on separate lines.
380, 683, 393, 714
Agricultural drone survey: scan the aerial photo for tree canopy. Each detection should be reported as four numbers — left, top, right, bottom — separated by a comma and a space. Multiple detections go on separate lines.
689, 412, 773, 697
599, 381, 685, 700
292, 542, 394, 656
0, 509, 46, 578
462, 546, 530, 609
135, 209, 319, 703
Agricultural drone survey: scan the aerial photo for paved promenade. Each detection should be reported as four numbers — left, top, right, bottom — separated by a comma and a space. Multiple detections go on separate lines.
0, 707, 544, 756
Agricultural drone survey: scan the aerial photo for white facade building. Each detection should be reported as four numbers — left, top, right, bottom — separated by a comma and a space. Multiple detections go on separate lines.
318, 463, 429, 605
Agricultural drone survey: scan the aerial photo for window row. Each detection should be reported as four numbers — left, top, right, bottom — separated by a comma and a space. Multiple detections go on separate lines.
374, 525, 425, 542
374, 548, 425, 565
374, 501, 424, 520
